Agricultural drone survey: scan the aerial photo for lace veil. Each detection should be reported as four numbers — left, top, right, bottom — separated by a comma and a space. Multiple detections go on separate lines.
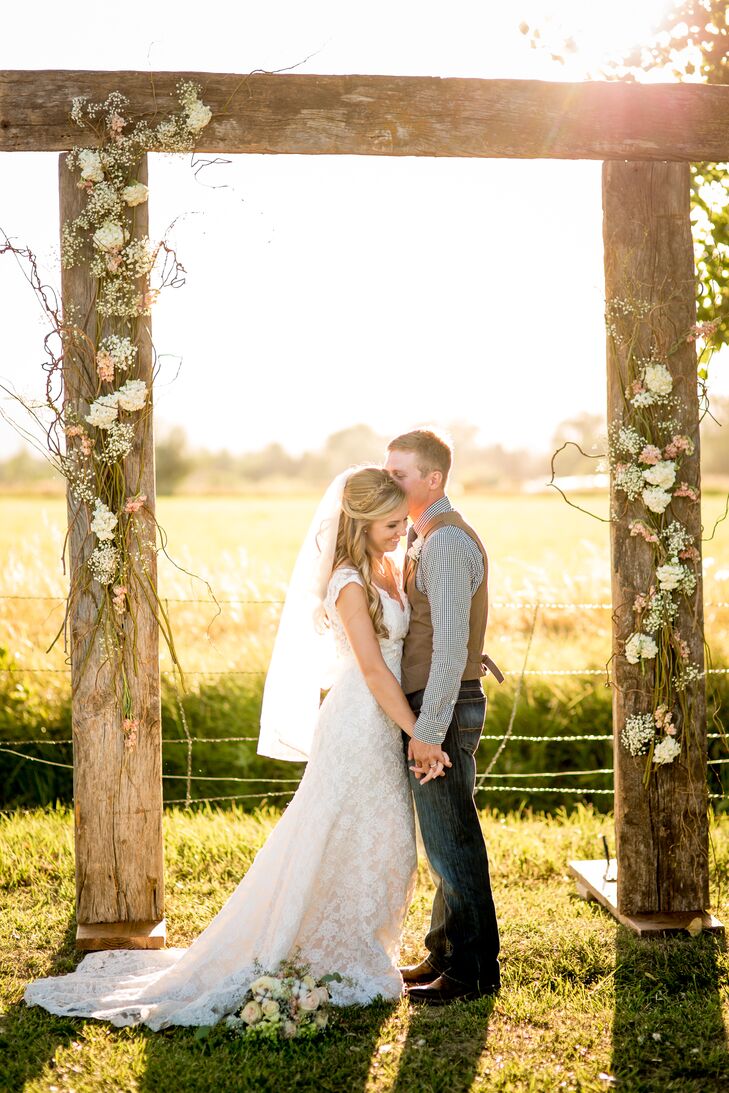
258, 466, 370, 761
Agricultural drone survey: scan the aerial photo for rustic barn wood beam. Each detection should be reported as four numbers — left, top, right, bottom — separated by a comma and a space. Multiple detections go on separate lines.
60, 153, 165, 949
3, 72, 729, 159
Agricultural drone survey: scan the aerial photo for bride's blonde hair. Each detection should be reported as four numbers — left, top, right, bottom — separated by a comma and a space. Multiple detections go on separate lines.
331, 467, 407, 639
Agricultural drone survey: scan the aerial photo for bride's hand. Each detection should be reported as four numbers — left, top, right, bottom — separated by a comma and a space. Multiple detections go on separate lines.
409, 746, 451, 784
410, 756, 450, 782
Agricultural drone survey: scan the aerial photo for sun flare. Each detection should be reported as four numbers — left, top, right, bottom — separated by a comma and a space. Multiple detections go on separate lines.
524, 0, 676, 77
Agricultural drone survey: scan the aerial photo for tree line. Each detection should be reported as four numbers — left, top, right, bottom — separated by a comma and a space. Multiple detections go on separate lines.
1, 399, 728, 494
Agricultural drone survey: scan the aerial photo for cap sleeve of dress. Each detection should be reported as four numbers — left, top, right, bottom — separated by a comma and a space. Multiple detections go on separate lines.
325, 566, 364, 617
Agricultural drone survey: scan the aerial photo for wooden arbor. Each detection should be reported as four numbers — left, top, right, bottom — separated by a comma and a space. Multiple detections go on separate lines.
2, 71, 728, 945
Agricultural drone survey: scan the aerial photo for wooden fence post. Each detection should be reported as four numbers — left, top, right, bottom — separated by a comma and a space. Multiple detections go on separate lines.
603, 160, 709, 918
60, 152, 165, 949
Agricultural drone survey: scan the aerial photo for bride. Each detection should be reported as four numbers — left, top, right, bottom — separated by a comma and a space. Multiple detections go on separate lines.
24, 466, 451, 1029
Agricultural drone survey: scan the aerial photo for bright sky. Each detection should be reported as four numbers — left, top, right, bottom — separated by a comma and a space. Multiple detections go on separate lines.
5, 0, 720, 461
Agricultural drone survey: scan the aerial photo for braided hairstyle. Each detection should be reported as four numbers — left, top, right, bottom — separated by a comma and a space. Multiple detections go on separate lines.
331, 467, 407, 639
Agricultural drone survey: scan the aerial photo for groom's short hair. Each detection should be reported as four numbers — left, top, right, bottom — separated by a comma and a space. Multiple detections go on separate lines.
387, 429, 452, 482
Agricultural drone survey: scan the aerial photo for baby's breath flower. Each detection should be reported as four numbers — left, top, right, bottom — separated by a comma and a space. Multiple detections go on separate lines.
87, 543, 119, 585
97, 335, 137, 372
614, 463, 645, 500
621, 713, 656, 757
97, 420, 135, 463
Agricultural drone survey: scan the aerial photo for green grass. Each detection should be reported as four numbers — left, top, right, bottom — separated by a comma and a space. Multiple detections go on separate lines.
2, 806, 729, 1092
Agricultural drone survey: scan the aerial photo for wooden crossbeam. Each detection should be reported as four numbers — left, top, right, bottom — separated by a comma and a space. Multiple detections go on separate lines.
2, 71, 729, 160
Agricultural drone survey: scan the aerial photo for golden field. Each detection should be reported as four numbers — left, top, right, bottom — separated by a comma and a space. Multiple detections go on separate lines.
1, 490, 728, 686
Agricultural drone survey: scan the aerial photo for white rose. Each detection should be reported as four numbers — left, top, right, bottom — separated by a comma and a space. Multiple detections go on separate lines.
301, 975, 317, 990
656, 564, 682, 591
240, 1000, 262, 1025
299, 991, 320, 1012
78, 149, 104, 182
91, 499, 118, 542
624, 632, 658, 665
93, 220, 127, 252
85, 393, 119, 430
282, 1019, 298, 1038
115, 379, 147, 413
261, 999, 280, 1018
122, 182, 149, 207
642, 486, 672, 514
652, 736, 681, 766
186, 100, 212, 132
643, 363, 673, 396
314, 1010, 328, 1030
642, 460, 676, 491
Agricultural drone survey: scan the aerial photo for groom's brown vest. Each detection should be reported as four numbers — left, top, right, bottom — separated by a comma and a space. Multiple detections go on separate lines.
401, 511, 490, 695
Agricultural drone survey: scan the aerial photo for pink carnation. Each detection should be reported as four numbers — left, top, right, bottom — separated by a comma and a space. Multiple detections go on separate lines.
629, 519, 659, 544
630, 379, 646, 396
674, 482, 698, 501
664, 435, 693, 459
80, 436, 92, 456
639, 444, 662, 465
112, 584, 127, 614
65, 424, 84, 438
96, 351, 115, 382
109, 113, 126, 142
679, 545, 701, 562
124, 494, 147, 514
122, 717, 139, 749
686, 319, 719, 342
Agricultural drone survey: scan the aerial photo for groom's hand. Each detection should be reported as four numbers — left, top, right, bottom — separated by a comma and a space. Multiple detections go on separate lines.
408, 737, 452, 783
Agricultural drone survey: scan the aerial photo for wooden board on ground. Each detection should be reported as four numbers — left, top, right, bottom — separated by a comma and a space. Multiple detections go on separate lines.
76, 919, 167, 951
569, 859, 723, 937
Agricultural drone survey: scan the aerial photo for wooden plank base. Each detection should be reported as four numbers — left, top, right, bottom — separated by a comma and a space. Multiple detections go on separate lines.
568, 860, 723, 938
76, 918, 167, 951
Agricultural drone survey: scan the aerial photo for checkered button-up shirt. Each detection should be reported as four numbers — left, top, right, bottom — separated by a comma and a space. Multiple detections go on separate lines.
408, 495, 485, 745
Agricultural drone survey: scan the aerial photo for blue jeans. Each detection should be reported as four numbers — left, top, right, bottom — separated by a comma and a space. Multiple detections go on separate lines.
404, 679, 500, 990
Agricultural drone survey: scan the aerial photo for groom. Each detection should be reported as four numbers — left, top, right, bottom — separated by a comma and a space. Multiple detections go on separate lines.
385, 429, 502, 1004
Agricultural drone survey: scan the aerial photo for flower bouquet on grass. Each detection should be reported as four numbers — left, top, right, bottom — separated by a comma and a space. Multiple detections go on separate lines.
225, 961, 341, 1041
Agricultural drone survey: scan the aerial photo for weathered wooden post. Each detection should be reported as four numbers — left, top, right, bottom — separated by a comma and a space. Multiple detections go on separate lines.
571, 161, 719, 933
60, 153, 165, 949
604, 161, 711, 925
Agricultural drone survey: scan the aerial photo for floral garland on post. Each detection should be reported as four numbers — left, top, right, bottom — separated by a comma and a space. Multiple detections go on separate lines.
10, 84, 213, 747
605, 297, 720, 783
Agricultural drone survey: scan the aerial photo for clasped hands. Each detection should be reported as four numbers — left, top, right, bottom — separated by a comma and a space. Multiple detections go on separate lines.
408, 736, 452, 785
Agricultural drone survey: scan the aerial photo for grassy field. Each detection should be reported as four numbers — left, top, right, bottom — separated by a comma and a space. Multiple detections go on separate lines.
1, 490, 728, 812
1, 804, 729, 1093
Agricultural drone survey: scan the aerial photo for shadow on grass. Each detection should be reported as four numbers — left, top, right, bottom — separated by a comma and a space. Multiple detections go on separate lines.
611, 928, 729, 1093
1, 912, 81, 1093
138, 999, 399, 1093
391, 996, 494, 1093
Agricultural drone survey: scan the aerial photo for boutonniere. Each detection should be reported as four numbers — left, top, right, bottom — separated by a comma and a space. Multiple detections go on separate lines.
406, 536, 424, 563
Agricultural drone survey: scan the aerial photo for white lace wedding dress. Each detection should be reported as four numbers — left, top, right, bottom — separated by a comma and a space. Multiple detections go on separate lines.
24, 567, 416, 1029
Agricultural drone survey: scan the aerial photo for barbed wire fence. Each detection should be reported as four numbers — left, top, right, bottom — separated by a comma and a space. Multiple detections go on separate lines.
1, 591, 728, 809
